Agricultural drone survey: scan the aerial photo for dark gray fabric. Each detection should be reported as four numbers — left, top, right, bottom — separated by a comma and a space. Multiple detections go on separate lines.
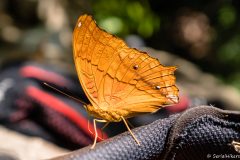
49, 106, 240, 160
166, 115, 240, 160
50, 114, 178, 160
164, 106, 240, 160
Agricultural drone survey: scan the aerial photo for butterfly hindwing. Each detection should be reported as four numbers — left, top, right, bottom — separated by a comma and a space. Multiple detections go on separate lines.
73, 15, 179, 116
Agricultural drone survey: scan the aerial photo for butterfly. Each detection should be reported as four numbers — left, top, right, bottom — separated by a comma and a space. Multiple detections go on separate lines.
73, 14, 179, 149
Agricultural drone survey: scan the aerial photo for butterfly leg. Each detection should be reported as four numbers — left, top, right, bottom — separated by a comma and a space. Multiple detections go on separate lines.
126, 119, 134, 128
101, 122, 110, 130
87, 120, 93, 135
121, 116, 140, 145
100, 122, 110, 140
88, 120, 105, 141
91, 119, 107, 149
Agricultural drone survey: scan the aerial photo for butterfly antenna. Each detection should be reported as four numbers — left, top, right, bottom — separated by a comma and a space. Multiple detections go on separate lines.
43, 82, 88, 106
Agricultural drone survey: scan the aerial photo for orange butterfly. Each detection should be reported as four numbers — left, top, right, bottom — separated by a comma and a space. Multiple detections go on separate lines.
73, 14, 179, 149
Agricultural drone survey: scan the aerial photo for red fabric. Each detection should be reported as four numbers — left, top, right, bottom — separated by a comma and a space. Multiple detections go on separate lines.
20, 66, 69, 86
166, 95, 189, 113
26, 85, 108, 140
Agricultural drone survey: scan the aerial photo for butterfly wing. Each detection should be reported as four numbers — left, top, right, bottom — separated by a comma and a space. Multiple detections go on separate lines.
73, 15, 179, 116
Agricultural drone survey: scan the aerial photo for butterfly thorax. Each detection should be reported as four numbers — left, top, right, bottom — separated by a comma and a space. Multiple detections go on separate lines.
86, 104, 128, 122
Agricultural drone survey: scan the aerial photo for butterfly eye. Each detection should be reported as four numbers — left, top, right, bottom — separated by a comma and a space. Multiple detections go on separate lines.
133, 65, 139, 70
155, 85, 161, 90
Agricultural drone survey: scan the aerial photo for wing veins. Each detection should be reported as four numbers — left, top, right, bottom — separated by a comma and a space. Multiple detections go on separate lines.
112, 50, 142, 95
116, 54, 150, 100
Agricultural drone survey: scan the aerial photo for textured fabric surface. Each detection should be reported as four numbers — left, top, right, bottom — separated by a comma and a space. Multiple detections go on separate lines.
50, 114, 178, 160
50, 106, 240, 160
167, 115, 240, 160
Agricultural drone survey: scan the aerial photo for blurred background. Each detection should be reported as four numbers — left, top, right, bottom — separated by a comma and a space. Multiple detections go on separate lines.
0, 0, 240, 159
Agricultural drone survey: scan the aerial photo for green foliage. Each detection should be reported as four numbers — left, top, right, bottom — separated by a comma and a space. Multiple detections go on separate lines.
218, 35, 240, 64
91, 0, 160, 37
218, 5, 236, 28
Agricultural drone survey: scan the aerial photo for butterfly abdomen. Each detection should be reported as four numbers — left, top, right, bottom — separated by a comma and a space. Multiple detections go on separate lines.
86, 104, 129, 122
